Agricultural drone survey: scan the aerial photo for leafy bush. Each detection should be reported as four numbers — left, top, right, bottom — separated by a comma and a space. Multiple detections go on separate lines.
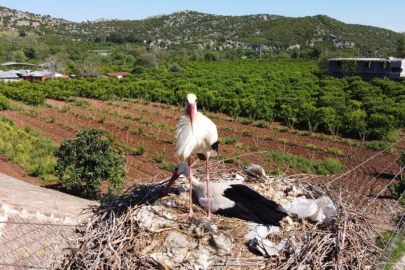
54, 128, 126, 199
168, 63, 184, 73
255, 121, 268, 128
0, 94, 10, 110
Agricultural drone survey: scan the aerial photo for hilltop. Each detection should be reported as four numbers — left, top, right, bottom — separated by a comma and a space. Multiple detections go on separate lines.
0, 6, 400, 55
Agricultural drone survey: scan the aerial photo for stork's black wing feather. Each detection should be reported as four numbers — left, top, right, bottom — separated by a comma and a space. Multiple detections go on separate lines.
215, 184, 286, 226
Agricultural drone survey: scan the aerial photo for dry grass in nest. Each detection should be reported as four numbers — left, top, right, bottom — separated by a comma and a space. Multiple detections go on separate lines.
55, 160, 386, 269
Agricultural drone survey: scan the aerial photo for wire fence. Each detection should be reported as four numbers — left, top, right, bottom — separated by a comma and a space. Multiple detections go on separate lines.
1, 136, 405, 268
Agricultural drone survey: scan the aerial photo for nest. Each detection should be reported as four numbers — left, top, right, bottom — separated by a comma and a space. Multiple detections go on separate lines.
56, 162, 386, 269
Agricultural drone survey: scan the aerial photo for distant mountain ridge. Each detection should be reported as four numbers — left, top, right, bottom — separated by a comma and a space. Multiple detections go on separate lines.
0, 6, 399, 55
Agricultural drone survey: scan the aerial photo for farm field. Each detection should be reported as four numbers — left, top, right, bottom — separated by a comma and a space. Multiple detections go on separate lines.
0, 97, 403, 216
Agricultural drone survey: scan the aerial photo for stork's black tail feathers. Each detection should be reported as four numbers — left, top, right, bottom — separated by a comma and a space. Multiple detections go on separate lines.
215, 184, 287, 226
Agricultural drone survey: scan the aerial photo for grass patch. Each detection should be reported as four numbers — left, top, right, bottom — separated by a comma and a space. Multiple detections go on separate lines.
254, 121, 268, 128
240, 118, 253, 125
70, 99, 90, 108
266, 168, 284, 176
263, 151, 343, 175
327, 147, 346, 157
0, 116, 58, 182
376, 231, 405, 270
218, 137, 237, 145
274, 126, 289, 132
114, 141, 146, 155
306, 143, 324, 151
363, 141, 393, 151
161, 163, 176, 170
151, 148, 167, 163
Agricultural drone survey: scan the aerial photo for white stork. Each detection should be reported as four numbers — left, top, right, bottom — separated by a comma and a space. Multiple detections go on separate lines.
163, 163, 286, 226
175, 93, 218, 218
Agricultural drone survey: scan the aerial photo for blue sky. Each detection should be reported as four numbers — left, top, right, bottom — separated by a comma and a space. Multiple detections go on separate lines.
2, 0, 404, 32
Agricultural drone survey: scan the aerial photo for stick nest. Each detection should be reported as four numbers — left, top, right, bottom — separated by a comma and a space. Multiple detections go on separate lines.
55, 162, 385, 269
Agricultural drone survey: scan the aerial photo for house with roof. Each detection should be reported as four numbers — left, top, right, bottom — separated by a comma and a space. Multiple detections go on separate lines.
22, 70, 52, 82
328, 57, 405, 81
0, 70, 21, 82
106, 72, 132, 79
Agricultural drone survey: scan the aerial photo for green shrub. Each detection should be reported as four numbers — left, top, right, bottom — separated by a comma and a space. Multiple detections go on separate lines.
0, 94, 10, 110
255, 121, 268, 128
54, 128, 126, 199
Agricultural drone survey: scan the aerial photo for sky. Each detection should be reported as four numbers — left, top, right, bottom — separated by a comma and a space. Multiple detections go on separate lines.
1, 0, 404, 33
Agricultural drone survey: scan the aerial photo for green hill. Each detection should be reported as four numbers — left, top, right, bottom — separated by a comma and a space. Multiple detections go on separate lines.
0, 7, 400, 56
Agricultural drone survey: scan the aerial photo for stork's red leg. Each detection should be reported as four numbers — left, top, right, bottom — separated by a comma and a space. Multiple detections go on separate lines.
185, 157, 194, 219
206, 158, 213, 219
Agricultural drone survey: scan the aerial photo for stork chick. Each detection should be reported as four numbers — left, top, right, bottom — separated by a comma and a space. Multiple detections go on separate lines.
163, 163, 286, 226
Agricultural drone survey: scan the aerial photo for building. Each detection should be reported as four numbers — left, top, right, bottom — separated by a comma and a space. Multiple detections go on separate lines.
106, 72, 132, 79
22, 70, 52, 82
328, 57, 405, 81
0, 70, 21, 82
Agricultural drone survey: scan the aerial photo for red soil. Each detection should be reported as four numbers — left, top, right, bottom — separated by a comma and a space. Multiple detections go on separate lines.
1, 98, 404, 216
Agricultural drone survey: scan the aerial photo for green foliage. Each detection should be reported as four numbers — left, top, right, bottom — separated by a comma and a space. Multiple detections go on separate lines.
254, 121, 268, 128
0, 117, 57, 182
263, 151, 343, 175
267, 168, 284, 175
54, 128, 126, 199
389, 151, 405, 205
376, 231, 405, 270
0, 60, 404, 141
161, 163, 176, 170
152, 148, 167, 163
218, 137, 237, 145
168, 63, 185, 73
396, 33, 405, 58
0, 94, 11, 110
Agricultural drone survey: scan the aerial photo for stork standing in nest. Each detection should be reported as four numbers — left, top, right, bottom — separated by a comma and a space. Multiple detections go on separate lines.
175, 93, 218, 219
163, 163, 286, 226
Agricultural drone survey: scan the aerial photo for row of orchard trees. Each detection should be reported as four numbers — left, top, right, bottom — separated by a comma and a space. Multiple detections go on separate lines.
1, 60, 405, 140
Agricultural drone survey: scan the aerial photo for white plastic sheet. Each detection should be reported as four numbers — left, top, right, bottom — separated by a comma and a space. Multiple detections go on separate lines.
284, 196, 337, 222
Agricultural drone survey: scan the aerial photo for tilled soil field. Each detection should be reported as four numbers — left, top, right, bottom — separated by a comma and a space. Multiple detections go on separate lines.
1, 97, 404, 217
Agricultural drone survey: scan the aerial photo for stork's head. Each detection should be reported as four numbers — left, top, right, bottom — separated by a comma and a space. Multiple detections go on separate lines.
163, 163, 190, 195
185, 93, 197, 131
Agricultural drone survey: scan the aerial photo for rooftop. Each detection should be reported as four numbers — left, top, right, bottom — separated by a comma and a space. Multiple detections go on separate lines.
1, 62, 37, 67
106, 72, 132, 76
328, 57, 405, 62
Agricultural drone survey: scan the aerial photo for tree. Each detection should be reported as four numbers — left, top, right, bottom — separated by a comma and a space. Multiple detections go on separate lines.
136, 53, 158, 68
78, 60, 100, 77
43, 55, 65, 76
341, 60, 359, 78
24, 47, 37, 60
396, 33, 405, 58
54, 128, 126, 199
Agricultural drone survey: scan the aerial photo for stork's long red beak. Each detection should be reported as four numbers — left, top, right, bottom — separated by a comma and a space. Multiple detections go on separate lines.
189, 103, 194, 132
163, 173, 180, 195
